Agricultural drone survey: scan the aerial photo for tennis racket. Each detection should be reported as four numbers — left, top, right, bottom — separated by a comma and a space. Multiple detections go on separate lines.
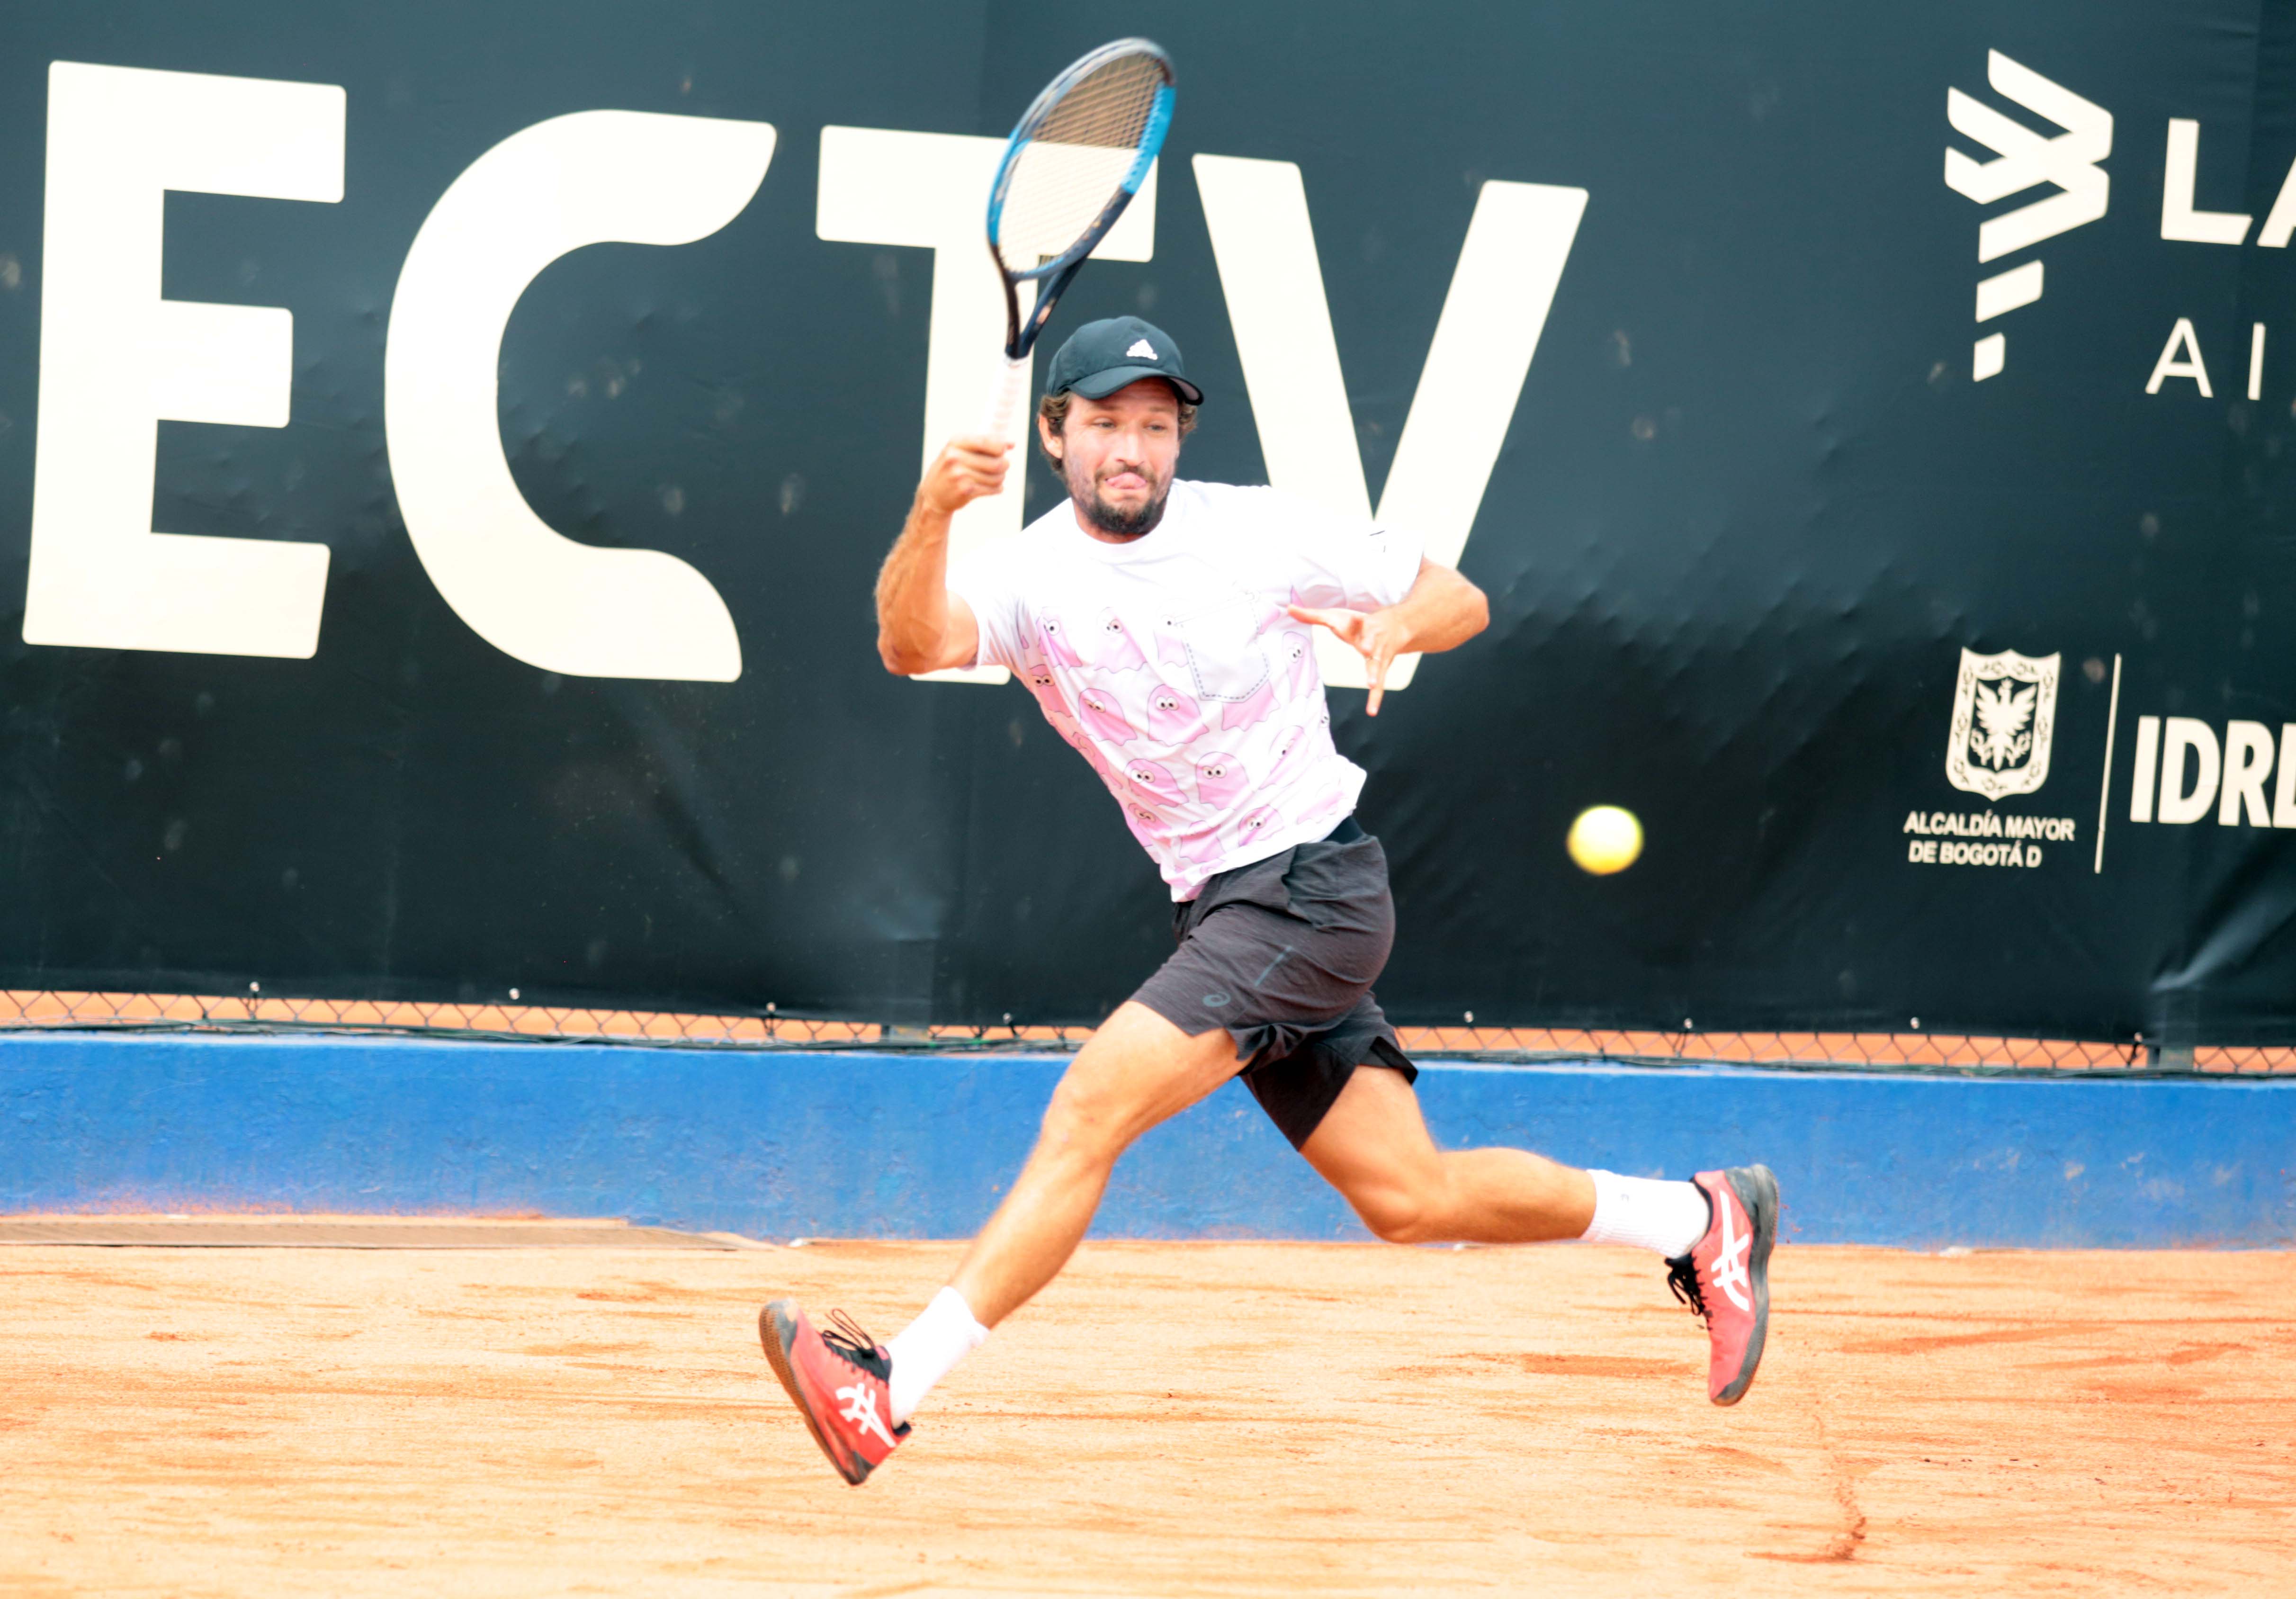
981, 39, 1175, 437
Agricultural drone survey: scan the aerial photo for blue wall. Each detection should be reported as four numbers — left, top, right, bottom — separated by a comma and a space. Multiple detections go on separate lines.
1, 1033, 2289, 1247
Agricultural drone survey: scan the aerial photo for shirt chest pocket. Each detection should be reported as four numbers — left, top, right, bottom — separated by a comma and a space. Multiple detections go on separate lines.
1154, 586, 1278, 704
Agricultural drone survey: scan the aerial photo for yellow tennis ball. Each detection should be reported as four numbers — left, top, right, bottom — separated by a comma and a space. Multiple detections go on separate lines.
1567, 805, 1643, 875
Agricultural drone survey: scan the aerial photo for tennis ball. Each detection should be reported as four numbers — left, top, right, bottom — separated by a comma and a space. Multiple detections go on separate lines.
1567, 805, 1643, 875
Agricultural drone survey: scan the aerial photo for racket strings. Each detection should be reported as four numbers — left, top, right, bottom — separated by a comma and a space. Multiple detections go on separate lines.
996, 52, 1168, 263
1032, 51, 1166, 150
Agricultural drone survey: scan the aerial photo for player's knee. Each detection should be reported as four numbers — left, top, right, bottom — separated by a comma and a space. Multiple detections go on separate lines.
1038, 1076, 1139, 1167
1350, 1179, 1446, 1245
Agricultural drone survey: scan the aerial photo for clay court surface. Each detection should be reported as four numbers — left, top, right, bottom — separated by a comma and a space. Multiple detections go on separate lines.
2, 1229, 2290, 1596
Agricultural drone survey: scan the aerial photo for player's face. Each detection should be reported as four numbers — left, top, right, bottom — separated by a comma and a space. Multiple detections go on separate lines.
1049, 380, 1184, 538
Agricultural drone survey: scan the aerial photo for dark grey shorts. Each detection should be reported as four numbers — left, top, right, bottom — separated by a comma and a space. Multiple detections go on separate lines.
1130, 819, 1417, 1150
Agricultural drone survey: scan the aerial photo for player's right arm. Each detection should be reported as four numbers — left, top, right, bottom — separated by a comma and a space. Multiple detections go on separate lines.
874, 436, 1009, 675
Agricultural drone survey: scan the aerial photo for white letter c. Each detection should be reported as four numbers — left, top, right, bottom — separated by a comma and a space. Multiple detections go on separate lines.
384, 111, 771, 681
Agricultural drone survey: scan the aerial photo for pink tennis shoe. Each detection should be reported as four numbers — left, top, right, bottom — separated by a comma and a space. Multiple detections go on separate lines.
759, 1300, 908, 1485
1667, 1165, 1778, 1405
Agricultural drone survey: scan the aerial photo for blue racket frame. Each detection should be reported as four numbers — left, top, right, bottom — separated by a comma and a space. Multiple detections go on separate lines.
986, 38, 1175, 360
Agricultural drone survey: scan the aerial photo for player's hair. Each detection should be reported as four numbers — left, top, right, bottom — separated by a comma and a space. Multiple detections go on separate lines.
1038, 385, 1199, 473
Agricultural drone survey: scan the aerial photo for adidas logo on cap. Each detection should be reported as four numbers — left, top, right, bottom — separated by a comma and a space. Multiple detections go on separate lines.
1125, 338, 1159, 360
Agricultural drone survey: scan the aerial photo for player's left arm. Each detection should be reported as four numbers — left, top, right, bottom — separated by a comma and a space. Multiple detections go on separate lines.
1286, 557, 1488, 716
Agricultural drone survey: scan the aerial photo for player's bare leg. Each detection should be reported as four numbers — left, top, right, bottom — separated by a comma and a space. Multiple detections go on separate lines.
1301, 1062, 1776, 1404
760, 1002, 1239, 1482
1298, 1062, 1596, 1243
950, 1002, 1242, 1325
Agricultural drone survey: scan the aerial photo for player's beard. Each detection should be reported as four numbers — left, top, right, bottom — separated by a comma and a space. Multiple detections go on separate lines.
1067, 455, 1172, 537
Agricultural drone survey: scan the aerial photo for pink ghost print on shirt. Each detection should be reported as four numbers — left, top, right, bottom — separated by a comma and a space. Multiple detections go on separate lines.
1279, 629, 1314, 696
1155, 612, 1192, 672
1038, 613, 1085, 668
1123, 758, 1187, 807
1297, 786, 1348, 830
1146, 682, 1208, 745
1228, 804, 1283, 855
1266, 722, 1306, 781
1096, 609, 1150, 673
1076, 685, 1137, 744
1050, 712, 1118, 783
1121, 801, 1164, 852
1193, 751, 1249, 809
1217, 678, 1278, 733
1166, 833, 1220, 898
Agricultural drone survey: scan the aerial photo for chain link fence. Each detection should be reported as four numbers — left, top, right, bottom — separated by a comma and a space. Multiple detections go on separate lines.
3, 988, 2287, 1073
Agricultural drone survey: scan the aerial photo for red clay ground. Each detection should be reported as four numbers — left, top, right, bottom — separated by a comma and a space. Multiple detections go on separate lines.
2, 1238, 2290, 1595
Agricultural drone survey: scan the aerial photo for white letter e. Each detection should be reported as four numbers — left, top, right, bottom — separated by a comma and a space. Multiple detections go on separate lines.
26, 63, 342, 658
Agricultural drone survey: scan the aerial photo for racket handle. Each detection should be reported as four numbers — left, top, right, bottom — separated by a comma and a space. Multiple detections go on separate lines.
982, 353, 1030, 444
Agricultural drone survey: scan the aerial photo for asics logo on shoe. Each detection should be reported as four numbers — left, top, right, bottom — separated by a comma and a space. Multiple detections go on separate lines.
1710, 1198, 1754, 1313
836, 1383, 896, 1447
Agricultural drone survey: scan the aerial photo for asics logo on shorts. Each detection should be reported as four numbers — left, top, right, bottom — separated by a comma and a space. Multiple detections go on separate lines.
836, 1383, 896, 1446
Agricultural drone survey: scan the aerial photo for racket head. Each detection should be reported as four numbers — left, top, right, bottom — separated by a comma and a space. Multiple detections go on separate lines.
986, 39, 1174, 354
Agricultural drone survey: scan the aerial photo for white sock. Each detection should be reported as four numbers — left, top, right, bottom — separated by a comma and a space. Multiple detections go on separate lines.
1580, 1170, 1712, 1258
885, 1285, 989, 1427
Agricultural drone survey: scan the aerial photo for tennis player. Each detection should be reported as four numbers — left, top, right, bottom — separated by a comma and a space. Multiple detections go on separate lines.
762, 317, 1778, 1484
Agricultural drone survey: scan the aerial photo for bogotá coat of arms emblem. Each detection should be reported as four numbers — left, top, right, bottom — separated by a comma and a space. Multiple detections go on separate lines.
1945, 647, 2059, 800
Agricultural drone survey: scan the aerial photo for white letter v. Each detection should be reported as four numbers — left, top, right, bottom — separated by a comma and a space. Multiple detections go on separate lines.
1193, 155, 1585, 689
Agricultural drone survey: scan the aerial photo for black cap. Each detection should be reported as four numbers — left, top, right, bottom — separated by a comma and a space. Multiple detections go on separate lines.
1043, 316, 1204, 406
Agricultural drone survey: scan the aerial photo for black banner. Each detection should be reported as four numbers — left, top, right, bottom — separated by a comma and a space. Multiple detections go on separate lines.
4, 0, 2295, 1046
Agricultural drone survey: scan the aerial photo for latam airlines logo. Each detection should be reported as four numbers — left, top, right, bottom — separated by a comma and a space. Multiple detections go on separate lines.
1944, 53, 2110, 383
1946, 52, 2296, 390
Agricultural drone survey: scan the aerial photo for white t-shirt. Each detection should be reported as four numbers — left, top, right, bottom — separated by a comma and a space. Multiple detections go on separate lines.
947, 480, 1424, 899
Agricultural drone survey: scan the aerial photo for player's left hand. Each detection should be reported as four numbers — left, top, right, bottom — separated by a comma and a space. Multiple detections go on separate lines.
1285, 604, 1408, 716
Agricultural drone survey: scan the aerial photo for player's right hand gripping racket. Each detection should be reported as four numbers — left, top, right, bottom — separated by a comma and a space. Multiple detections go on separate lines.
981, 39, 1175, 439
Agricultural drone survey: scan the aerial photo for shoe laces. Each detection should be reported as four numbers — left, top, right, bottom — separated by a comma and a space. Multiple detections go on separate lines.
822, 1309, 881, 1362
821, 1309, 897, 1384
1666, 1253, 1709, 1326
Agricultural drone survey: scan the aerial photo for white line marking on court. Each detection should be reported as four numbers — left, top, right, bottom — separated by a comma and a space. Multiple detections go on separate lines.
2094, 653, 2122, 873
